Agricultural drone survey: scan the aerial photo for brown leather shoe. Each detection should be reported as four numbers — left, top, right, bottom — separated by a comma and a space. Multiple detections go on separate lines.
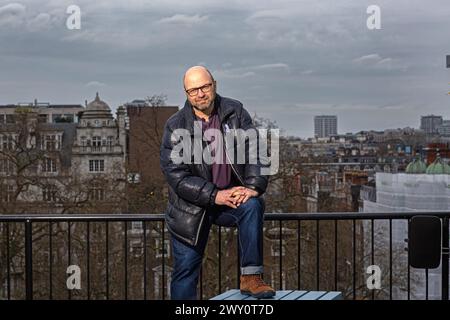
240, 274, 276, 299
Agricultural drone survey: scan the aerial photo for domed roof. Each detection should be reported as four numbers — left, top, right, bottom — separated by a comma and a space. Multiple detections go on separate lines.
406, 155, 427, 174
80, 93, 113, 120
86, 92, 111, 111
425, 155, 450, 174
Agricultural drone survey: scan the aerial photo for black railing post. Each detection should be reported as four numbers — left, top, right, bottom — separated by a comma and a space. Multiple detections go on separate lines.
105, 222, 109, 300
86, 222, 90, 300
442, 217, 449, 300
316, 220, 320, 291
49, 222, 53, 300
279, 220, 283, 290
124, 221, 128, 300
6, 223, 11, 300
297, 220, 301, 290
143, 221, 147, 300
25, 220, 33, 300
218, 226, 222, 294
162, 221, 166, 300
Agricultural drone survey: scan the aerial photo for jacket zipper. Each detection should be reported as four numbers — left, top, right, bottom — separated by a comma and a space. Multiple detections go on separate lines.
222, 123, 246, 186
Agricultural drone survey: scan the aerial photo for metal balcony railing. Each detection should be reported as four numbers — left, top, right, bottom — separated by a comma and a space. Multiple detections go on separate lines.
0, 212, 449, 300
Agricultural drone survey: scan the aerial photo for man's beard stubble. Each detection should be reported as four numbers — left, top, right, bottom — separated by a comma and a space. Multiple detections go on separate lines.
191, 94, 215, 112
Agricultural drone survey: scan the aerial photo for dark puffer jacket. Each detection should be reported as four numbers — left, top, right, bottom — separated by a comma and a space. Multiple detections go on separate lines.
160, 94, 268, 246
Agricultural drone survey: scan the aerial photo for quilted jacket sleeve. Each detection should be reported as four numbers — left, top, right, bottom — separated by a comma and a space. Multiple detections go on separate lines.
160, 120, 218, 207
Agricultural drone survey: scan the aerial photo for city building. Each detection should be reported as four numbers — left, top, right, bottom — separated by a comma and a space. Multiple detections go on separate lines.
420, 115, 443, 135
0, 94, 127, 214
0, 99, 84, 124
124, 100, 178, 213
314, 115, 337, 138
438, 120, 450, 136
125, 101, 178, 187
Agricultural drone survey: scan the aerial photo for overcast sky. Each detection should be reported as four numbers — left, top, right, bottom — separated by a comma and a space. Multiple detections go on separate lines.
1, 0, 449, 138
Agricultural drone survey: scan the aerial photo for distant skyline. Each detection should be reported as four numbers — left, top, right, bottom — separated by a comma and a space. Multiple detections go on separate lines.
1, 0, 450, 138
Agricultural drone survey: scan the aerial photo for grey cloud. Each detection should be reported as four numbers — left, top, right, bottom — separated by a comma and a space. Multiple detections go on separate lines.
245, 9, 290, 23
156, 14, 208, 26
86, 81, 107, 88
352, 54, 408, 72
0, 2, 26, 27
213, 70, 256, 79
353, 54, 383, 64
213, 63, 290, 77
252, 63, 290, 71
27, 12, 52, 31
212, 63, 290, 80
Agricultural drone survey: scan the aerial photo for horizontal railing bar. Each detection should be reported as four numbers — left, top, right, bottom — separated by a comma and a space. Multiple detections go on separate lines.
0, 214, 167, 222
0, 211, 450, 222
266, 211, 450, 220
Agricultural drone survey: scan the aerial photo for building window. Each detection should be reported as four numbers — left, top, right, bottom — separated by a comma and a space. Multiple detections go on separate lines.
1, 185, 15, 203
155, 238, 171, 259
42, 157, 57, 173
270, 243, 286, 257
80, 136, 87, 151
52, 114, 73, 123
5, 115, 15, 124
0, 114, 5, 123
132, 221, 143, 231
42, 134, 61, 151
127, 173, 141, 184
106, 136, 113, 152
89, 160, 105, 172
64, 114, 74, 123
52, 114, 62, 123
1, 135, 15, 151
88, 186, 104, 201
42, 185, 58, 202
38, 114, 48, 123
92, 136, 102, 152
129, 239, 143, 256
94, 120, 100, 127
0, 158, 14, 174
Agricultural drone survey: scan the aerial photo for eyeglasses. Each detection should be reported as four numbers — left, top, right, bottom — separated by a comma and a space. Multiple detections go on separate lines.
185, 83, 213, 97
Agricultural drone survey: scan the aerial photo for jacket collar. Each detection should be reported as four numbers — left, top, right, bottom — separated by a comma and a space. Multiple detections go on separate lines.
182, 94, 234, 133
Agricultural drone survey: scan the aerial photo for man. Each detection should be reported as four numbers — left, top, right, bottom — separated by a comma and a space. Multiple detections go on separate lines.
160, 66, 275, 300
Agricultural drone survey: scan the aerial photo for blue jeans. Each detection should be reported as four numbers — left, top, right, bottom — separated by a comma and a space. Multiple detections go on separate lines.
170, 197, 265, 300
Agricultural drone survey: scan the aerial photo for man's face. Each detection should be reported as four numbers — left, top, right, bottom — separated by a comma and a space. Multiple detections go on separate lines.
184, 71, 216, 111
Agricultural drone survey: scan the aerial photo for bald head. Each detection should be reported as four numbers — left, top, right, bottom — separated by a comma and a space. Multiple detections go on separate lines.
183, 66, 214, 89
183, 65, 217, 114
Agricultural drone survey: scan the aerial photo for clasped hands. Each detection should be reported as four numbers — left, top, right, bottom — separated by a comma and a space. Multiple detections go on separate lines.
214, 186, 258, 209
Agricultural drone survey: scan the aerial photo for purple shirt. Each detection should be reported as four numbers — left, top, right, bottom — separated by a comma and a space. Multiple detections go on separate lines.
196, 108, 231, 189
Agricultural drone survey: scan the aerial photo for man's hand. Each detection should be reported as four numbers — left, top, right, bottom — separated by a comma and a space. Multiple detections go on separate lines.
232, 187, 258, 205
215, 186, 246, 208
215, 186, 259, 208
